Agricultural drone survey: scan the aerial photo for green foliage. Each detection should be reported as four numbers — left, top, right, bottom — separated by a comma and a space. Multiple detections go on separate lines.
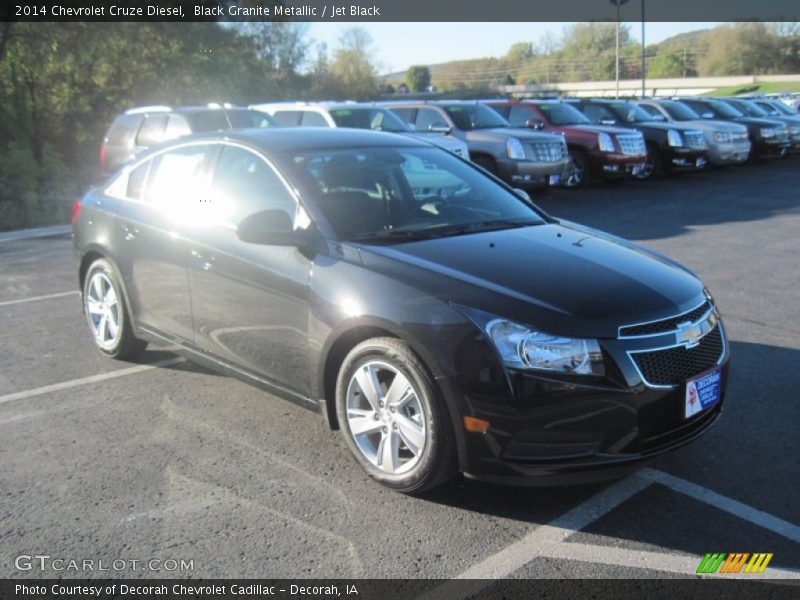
406, 65, 432, 92
648, 51, 686, 78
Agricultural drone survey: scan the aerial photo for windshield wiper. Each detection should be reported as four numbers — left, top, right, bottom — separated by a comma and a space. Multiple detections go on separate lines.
350, 220, 540, 244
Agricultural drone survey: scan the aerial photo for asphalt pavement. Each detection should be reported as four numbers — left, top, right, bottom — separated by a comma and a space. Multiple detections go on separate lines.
0, 159, 798, 582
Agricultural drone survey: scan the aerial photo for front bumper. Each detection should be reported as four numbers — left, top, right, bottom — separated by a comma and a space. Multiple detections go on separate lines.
663, 147, 709, 171
587, 152, 648, 179
442, 317, 730, 486
497, 157, 571, 186
754, 138, 792, 158
707, 140, 751, 165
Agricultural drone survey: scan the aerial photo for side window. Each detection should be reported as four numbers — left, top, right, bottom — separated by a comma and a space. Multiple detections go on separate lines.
126, 161, 151, 200
144, 145, 210, 210
300, 111, 330, 127
272, 111, 301, 127
135, 115, 168, 147
390, 108, 416, 124
581, 104, 614, 123
508, 105, 538, 127
164, 115, 191, 139
415, 108, 447, 131
639, 104, 660, 117
210, 146, 297, 225
105, 114, 142, 146
492, 105, 511, 119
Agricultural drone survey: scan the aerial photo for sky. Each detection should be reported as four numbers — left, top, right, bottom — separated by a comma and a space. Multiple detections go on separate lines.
307, 22, 721, 73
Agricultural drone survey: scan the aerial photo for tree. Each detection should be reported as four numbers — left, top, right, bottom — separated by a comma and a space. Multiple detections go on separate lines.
330, 27, 380, 100
406, 65, 431, 92
502, 73, 516, 85
648, 51, 686, 78
506, 42, 534, 62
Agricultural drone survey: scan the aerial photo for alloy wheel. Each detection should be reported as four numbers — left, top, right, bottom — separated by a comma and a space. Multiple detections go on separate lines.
85, 271, 121, 350
345, 360, 427, 475
565, 155, 585, 187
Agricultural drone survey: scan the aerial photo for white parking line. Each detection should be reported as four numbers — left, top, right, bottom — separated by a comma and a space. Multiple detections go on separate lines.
639, 468, 800, 545
0, 357, 185, 405
0, 290, 79, 307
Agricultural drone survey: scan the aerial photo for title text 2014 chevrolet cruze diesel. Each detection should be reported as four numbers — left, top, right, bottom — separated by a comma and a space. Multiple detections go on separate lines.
73, 129, 729, 493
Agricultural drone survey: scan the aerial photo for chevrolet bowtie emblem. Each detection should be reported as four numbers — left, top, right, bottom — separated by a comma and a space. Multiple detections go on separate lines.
676, 312, 717, 348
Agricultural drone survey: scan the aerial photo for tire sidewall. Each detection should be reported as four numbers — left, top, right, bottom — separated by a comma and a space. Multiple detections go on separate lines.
335, 340, 445, 491
83, 259, 129, 357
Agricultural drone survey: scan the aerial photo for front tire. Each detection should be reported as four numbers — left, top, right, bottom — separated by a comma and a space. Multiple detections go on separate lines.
633, 146, 661, 180
564, 151, 589, 189
83, 259, 147, 359
335, 337, 457, 493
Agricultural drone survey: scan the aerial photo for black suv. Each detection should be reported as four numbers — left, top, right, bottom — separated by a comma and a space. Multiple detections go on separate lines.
568, 99, 709, 180
100, 104, 277, 173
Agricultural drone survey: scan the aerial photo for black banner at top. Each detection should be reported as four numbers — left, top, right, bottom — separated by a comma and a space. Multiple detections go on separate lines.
2, 0, 800, 22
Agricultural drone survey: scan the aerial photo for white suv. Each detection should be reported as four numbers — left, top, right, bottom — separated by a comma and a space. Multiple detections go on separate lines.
251, 102, 470, 160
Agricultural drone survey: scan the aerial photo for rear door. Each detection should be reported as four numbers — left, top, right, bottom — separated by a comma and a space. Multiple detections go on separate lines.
113, 143, 214, 343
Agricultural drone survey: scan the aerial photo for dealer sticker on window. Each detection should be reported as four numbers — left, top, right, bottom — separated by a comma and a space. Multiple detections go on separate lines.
685, 368, 721, 419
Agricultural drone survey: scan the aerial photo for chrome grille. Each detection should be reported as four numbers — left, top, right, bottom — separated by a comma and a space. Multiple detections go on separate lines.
617, 133, 646, 155
528, 141, 566, 163
684, 131, 707, 149
731, 131, 749, 142
620, 301, 713, 337
632, 326, 724, 387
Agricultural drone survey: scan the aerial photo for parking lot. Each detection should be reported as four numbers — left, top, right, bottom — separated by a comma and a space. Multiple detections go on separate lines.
1, 159, 799, 583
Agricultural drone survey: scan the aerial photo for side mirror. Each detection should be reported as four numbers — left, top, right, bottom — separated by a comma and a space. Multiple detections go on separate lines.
702, 112, 714, 119
599, 118, 617, 126
427, 122, 452, 134
525, 118, 545, 130
236, 209, 311, 246
513, 188, 531, 203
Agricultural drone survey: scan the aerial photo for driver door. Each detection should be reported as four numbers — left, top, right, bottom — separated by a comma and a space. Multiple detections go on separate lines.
186, 143, 313, 396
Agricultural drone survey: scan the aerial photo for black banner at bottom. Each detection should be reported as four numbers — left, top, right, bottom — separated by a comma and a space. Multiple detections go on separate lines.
2, 579, 798, 600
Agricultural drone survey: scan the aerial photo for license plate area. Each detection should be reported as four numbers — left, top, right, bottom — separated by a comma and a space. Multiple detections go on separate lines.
685, 368, 721, 419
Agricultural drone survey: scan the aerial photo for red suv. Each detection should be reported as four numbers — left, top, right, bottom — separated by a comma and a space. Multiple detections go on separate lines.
484, 100, 648, 188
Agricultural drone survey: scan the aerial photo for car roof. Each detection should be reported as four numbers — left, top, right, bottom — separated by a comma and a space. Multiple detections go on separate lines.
149, 127, 426, 154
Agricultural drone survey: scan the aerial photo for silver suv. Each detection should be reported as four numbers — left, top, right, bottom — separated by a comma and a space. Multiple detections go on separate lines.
383, 101, 570, 188
634, 99, 751, 166
251, 102, 470, 160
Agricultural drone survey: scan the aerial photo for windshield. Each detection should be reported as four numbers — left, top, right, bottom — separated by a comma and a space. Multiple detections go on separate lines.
443, 104, 510, 130
770, 101, 796, 116
661, 101, 700, 121
709, 100, 744, 118
289, 147, 545, 242
537, 103, 590, 125
728, 99, 768, 117
608, 102, 656, 124
329, 107, 411, 133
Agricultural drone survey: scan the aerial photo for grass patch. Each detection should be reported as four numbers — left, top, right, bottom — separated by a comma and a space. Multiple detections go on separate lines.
704, 82, 800, 96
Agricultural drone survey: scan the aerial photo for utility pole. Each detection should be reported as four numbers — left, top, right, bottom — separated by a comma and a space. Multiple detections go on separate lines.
610, 0, 629, 99
641, 0, 646, 97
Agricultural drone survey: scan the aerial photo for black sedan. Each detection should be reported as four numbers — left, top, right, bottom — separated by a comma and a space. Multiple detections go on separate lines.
73, 128, 729, 492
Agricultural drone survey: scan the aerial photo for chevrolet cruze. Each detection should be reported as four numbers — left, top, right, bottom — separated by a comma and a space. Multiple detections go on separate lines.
73, 128, 729, 492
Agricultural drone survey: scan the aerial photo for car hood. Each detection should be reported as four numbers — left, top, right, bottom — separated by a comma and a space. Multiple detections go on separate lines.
402, 132, 464, 152
465, 128, 564, 143
678, 120, 749, 135
731, 116, 787, 128
357, 221, 705, 339
563, 124, 633, 135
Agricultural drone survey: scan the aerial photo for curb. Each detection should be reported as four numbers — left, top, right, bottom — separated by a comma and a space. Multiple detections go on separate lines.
0, 225, 71, 243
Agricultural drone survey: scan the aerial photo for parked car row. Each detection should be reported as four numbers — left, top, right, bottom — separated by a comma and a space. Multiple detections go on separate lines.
100, 97, 798, 194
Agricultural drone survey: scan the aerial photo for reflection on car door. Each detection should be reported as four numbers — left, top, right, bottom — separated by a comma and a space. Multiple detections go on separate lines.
186, 143, 313, 397
113, 143, 212, 343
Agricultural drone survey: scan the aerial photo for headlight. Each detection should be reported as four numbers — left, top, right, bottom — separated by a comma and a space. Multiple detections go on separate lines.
456, 306, 605, 376
760, 127, 776, 138
597, 132, 615, 152
506, 138, 526, 160
667, 129, 683, 147
789, 125, 799, 136
713, 131, 732, 144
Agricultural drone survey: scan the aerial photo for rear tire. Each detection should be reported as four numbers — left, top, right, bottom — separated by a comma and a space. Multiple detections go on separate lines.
335, 337, 458, 493
83, 258, 147, 360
